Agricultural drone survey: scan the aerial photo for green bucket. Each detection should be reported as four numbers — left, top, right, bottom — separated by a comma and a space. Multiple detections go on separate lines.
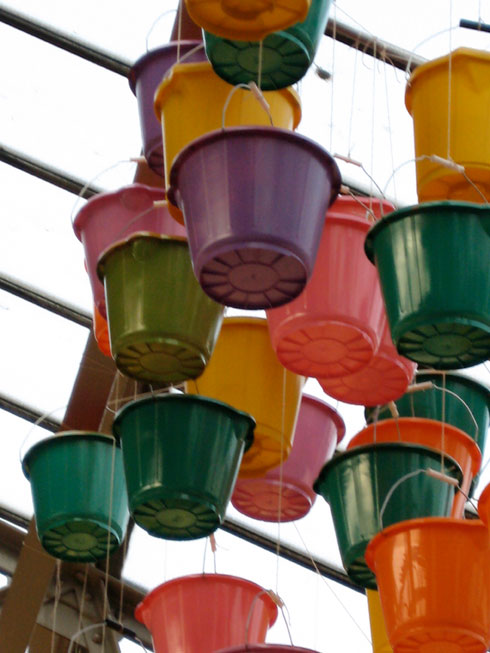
97, 234, 224, 384
365, 201, 490, 370
112, 394, 255, 540
22, 432, 129, 562
314, 442, 462, 589
204, 0, 333, 90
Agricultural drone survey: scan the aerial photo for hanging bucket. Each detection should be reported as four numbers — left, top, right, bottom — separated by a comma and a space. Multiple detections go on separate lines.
313, 442, 462, 589
266, 196, 390, 378
129, 41, 207, 176
366, 589, 393, 653
113, 394, 254, 540
135, 573, 277, 653
204, 0, 333, 90
319, 314, 417, 406
185, 317, 304, 478
478, 482, 490, 526
73, 185, 186, 317
97, 234, 224, 383
93, 304, 111, 357
406, 48, 490, 203
232, 394, 344, 522
154, 61, 302, 223
366, 517, 490, 653
169, 127, 340, 308
22, 432, 129, 562
184, 0, 310, 41
217, 646, 320, 652
365, 201, 490, 370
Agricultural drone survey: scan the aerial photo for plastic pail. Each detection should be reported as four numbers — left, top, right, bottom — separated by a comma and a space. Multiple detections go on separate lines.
129, 42, 207, 176
169, 127, 340, 309
113, 395, 254, 540
22, 432, 129, 562
319, 314, 417, 406
406, 47, 490, 203
314, 442, 462, 589
73, 185, 186, 317
97, 234, 224, 383
365, 201, 490, 370
204, 0, 332, 90
478, 482, 490, 526
185, 317, 304, 478
366, 518, 490, 653
154, 62, 302, 223
184, 0, 310, 40
232, 394, 344, 522
93, 304, 111, 357
217, 646, 320, 652
366, 589, 393, 653
266, 196, 390, 378
135, 573, 277, 653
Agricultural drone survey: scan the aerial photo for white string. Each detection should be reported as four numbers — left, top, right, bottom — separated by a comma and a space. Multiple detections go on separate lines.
222, 83, 273, 129
19, 403, 69, 466
145, 9, 177, 52
329, 2, 337, 152
405, 26, 459, 80
447, 0, 454, 160
379, 469, 426, 528
383, 51, 398, 202
67, 623, 148, 653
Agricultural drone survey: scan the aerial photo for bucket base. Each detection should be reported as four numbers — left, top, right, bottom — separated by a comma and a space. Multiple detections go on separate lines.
274, 321, 375, 378
232, 477, 312, 522
392, 626, 488, 653
199, 246, 307, 310
418, 166, 490, 205
41, 519, 118, 562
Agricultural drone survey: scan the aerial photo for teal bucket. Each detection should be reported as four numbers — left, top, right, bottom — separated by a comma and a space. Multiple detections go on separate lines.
113, 394, 255, 540
22, 432, 129, 562
204, 0, 333, 90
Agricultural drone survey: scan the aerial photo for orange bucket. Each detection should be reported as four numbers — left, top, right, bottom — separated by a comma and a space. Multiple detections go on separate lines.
366, 517, 490, 653
478, 482, 490, 526
348, 417, 482, 519
93, 304, 111, 357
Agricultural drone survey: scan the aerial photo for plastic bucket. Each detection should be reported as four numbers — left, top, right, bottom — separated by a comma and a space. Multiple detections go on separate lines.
232, 394, 344, 522
113, 395, 254, 540
93, 304, 111, 357
184, 0, 310, 41
366, 517, 490, 652
478, 482, 490, 526
319, 314, 417, 406
154, 61, 302, 223
186, 317, 304, 478
365, 201, 490, 370
366, 589, 393, 653
313, 442, 462, 589
129, 42, 207, 176
266, 196, 390, 378
22, 431, 129, 562
73, 185, 186, 317
135, 573, 277, 653
217, 646, 320, 652
204, 0, 333, 90
169, 127, 340, 309
406, 47, 490, 203
97, 234, 224, 383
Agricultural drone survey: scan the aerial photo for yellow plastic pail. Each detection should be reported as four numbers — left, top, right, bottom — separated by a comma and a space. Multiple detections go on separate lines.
366, 589, 393, 653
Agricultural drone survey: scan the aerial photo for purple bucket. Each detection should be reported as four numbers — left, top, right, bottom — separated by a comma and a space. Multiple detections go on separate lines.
129, 41, 207, 177
73, 184, 186, 317
168, 127, 341, 310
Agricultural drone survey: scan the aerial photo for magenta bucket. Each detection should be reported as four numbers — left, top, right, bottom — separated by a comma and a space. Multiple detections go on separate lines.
266, 197, 391, 378
232, 394, 345, 522
217, 646, 321, 652
73, 185, 186, 317
129, 42, 207, 176
168, 126, 340, 310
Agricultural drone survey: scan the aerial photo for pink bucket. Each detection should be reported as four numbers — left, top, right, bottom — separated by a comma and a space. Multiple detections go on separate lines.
266, 196, 391, 378
217, 646, 321, 652
232, 394, 345, 522
73, 185, 186, 317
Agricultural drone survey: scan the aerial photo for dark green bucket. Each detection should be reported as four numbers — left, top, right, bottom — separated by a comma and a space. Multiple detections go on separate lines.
22, 432, 129, 562
97, 234, 224, 384
314, 442, 462, 589
365, 201, 490, 370
204, 0, 333, 90
112, 394, 255, 540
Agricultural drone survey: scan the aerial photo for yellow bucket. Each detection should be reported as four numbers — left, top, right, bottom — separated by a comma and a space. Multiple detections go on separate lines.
185, 317, 304, 478
366, 589, 393, 653
406, 47, 490, 203
154, 62, 302, 223
184, 0, 310, 41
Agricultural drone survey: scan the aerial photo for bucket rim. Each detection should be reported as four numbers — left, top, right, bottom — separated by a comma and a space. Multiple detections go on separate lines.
215, 645, 321, 652
364, 200, 490, 262
22, 430, 119, 479
410, 370, 490, 404
112, 393, 256, 451
129, 40, 203, 93
72, 183, 166, 237
313, 440, 463, 494
168, 126, 341, 210
301, 393, 346, 444
135, 572, 278, 627
328, 195, 395, 222
478, 482, 490, 516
